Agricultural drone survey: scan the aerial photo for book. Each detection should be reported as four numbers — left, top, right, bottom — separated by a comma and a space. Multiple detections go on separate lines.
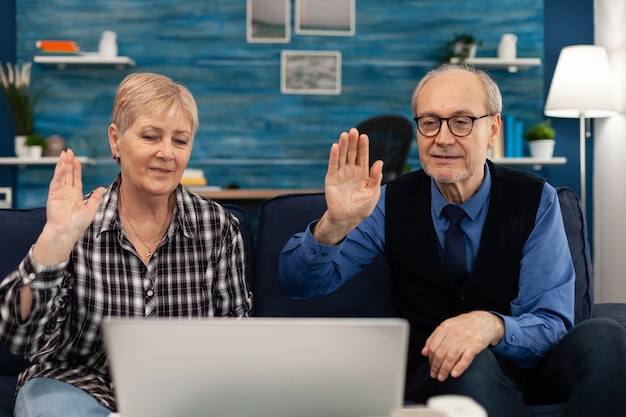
514, 120, 524, 157
491, 120, 505, 159
35, 40, 80, 53
503, 114, 515, 157
181, 168, 207, 186
35, 50, 81, 56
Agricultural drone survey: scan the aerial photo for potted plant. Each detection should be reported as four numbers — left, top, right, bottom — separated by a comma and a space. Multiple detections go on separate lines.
441, 33, 483, 63
524, 120, 556, 158
0, 61, 39, 157
24, 133, 46, 158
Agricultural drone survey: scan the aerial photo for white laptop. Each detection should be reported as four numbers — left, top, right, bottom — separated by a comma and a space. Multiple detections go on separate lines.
102, 317, 409, 417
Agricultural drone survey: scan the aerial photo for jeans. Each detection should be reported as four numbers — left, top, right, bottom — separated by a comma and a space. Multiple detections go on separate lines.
14, 377, 112, 417
405, 318, 626, 417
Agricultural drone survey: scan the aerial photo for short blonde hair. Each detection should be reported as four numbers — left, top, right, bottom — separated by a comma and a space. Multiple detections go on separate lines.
111, 72, 199, 136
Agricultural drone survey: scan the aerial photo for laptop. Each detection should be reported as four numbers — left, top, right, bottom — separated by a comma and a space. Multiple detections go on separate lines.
102, 317, 409, 417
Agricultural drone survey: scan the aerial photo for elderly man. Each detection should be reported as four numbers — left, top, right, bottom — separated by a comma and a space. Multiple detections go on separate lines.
278, 64, 626, 417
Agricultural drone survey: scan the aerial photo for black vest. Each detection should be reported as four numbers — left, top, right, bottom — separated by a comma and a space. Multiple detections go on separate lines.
385, 161, 545, 371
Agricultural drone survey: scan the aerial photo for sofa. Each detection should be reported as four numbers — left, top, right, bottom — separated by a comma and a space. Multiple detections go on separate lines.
0, 187, 625, 417
252, 188, 626, 417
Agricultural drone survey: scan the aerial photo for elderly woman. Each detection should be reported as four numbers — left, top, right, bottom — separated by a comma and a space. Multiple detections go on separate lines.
0, 72, 252, 417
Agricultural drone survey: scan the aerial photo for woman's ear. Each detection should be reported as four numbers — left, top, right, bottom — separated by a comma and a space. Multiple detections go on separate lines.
108, 123, 120, 158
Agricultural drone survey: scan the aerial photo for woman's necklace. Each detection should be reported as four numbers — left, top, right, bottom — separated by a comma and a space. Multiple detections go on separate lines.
120, 198, 171, 258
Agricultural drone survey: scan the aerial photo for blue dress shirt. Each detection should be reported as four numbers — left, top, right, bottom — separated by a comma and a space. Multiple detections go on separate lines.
279, 164, 575, 369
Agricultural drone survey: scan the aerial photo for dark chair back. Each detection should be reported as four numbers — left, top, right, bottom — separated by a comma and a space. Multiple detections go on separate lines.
254, 188, 594, 326
0, 207, 46, 377
222, 204, 256, 296
254, 193, 396, 317
356, 114, 413, 184
0, 207, 47, 279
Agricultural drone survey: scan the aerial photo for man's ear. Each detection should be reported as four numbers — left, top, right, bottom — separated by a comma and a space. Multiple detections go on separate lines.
487, 114, 502, 148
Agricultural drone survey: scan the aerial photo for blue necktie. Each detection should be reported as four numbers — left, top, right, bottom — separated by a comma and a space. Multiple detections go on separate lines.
443, 205, 468, 282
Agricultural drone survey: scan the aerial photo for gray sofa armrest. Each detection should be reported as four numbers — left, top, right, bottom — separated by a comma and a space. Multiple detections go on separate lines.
592, 303, 626, 328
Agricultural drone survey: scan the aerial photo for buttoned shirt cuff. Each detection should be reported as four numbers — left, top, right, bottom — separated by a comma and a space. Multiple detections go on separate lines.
20, 246, 69, 287
490, 312, 543, 369
300, 221, 344, 263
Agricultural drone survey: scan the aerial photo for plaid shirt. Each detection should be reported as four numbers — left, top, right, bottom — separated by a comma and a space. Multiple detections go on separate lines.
0, 175, 252, 411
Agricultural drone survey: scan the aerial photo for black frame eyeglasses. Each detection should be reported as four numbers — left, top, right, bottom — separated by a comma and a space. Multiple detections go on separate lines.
413, 114, 493, 137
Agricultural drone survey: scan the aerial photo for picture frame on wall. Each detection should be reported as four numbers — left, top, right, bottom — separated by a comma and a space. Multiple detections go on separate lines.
247, 0, 290, 43
281, 50, 342, 95
295, 0, 355, 36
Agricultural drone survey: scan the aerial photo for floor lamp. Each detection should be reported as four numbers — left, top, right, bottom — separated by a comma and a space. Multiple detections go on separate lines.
544, 45, 618, 212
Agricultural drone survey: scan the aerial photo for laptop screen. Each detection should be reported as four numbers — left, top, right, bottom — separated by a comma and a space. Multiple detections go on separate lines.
102, 317, 409, 417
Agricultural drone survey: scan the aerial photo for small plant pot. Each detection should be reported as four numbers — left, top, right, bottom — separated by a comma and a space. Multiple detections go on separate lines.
28, 145, 43, 159
14, 135, 29, 158
528, 140, 555, 158
453, 42, 477, 59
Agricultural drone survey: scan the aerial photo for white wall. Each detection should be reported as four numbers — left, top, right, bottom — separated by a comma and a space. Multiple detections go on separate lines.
594, 0, 626, 302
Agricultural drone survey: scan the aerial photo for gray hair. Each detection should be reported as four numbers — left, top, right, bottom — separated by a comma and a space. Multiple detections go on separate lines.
411, 63, 503, 116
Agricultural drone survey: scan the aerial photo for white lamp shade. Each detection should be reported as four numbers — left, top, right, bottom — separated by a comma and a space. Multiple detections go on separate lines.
544, 45, 618, 118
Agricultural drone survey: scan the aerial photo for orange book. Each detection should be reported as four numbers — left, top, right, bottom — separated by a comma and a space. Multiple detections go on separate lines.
35, 40, 79, 52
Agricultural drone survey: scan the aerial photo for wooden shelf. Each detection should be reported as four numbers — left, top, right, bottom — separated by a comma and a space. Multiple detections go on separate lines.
450, 57, 541, 73
490, 156, 566, 165
489, 156, 566, 169
188, 187, 323, 200
33, 54, 135, 69
0, 156, 95, 166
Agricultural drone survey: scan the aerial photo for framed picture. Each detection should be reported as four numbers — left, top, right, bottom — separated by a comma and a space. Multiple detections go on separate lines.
247, 0, 290, 43
295, 0, 355, 36
281, 50, 342, 95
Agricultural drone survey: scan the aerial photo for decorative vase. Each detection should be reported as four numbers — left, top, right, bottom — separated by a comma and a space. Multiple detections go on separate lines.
528, 140, 555, 158
99, 30, 118, 57
14, 135, 29, 158
45, 135, 66, 157
498, 33, 517, 60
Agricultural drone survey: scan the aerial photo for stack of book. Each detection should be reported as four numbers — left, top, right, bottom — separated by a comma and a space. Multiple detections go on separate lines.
491, 114, 525, 159
181, 169, 207, 186
36, 40, 80, 55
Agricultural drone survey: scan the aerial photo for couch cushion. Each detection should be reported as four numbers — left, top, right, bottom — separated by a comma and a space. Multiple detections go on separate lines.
556, 187, 593, 324
255, 193, 396, 317
527, 403, 566, 416
0, 208, 46, 377
0, 376, 16, 417
592, 303, 626, 327
0, 207, 46, 278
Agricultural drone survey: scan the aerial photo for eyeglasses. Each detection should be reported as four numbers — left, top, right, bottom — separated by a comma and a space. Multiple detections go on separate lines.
413, 114, 493, 137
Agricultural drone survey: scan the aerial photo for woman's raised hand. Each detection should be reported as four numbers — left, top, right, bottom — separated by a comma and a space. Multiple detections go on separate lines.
32, 149, 105, 265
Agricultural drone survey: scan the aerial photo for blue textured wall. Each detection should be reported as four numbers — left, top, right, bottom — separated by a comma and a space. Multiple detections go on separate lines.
0, 0, 17, 201
15, 0, 545, 207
